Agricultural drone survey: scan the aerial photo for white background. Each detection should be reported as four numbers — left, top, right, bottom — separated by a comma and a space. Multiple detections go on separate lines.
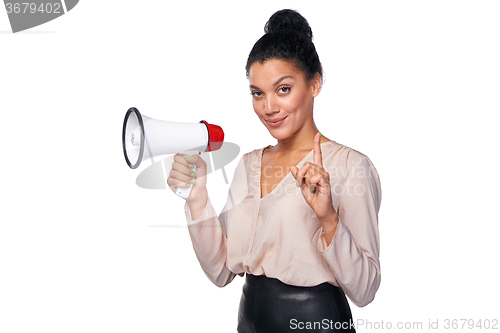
1, 1, 499, 332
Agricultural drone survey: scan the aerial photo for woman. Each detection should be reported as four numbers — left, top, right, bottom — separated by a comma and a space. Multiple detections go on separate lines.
167, 9, 381, 333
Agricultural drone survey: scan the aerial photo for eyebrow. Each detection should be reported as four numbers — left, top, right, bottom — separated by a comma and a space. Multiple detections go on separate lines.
249, 75, 294, 90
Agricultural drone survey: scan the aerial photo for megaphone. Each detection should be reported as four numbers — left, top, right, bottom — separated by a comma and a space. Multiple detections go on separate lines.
122, 107, 224, 199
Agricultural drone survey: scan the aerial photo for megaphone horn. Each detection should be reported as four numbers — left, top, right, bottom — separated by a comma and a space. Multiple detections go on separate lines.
122, 107, 224, 198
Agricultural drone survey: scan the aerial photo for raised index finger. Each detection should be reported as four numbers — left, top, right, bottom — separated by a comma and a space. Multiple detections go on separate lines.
313, 132, 323, 167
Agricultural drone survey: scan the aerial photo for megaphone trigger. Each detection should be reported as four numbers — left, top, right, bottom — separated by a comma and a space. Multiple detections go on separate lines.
175, 153, 197, 199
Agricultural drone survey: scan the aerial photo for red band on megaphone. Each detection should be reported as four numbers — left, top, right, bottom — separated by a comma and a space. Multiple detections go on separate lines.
201, 120, 224, 151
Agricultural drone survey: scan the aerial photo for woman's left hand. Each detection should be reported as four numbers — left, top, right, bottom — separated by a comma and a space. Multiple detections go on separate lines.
290, 132, 338, 225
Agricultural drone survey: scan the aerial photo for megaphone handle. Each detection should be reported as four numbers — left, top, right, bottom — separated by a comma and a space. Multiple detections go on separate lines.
176, 164, 196, 199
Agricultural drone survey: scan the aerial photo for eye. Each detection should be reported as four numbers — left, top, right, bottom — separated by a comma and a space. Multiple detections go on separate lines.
251, 91, 263, 98
278, 86, 291, 94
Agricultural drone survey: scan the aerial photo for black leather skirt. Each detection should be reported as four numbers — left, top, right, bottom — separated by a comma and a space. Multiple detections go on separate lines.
237, 274, 356, 333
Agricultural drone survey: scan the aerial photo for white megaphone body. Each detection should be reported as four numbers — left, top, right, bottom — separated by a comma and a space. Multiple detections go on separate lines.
122, 107, 224, 199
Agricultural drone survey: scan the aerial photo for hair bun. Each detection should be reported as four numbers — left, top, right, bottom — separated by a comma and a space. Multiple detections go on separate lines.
264, 9, 313, 41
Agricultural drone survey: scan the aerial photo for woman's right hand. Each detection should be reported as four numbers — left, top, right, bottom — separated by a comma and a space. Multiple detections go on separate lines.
167, 154, 208, 205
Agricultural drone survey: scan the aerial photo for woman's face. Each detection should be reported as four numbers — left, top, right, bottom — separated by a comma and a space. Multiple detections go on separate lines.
248, 59, 321, 140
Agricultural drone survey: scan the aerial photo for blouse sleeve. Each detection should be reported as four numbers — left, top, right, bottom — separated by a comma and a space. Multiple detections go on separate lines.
184, 152, 253, 288
185, 196, 236, 287
317, 151, 382, 307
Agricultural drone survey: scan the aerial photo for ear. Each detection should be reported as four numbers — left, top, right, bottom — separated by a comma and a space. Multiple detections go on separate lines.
310, 72, 322, 98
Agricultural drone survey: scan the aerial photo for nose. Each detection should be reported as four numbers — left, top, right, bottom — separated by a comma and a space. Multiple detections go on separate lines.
264, 96, 279, 115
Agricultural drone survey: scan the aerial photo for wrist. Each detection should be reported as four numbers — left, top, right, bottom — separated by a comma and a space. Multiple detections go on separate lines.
318, 210, 339, 232
187, 189, 208, 210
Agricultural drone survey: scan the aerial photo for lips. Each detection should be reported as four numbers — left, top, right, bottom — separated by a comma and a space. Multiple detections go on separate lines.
266, 116, 287, 127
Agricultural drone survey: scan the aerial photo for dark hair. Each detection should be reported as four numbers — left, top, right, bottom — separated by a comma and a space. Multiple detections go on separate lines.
245, 9, 323, 82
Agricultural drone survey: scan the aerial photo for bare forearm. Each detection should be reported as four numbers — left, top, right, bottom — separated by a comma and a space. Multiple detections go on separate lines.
319, 212, 339, 246
186, 189, 209, 220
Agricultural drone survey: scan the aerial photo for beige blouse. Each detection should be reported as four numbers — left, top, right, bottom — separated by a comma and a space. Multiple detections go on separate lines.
184, 140, 382, 307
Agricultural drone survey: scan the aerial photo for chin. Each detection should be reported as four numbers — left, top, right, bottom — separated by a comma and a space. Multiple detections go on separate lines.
267, 128, 291, 140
